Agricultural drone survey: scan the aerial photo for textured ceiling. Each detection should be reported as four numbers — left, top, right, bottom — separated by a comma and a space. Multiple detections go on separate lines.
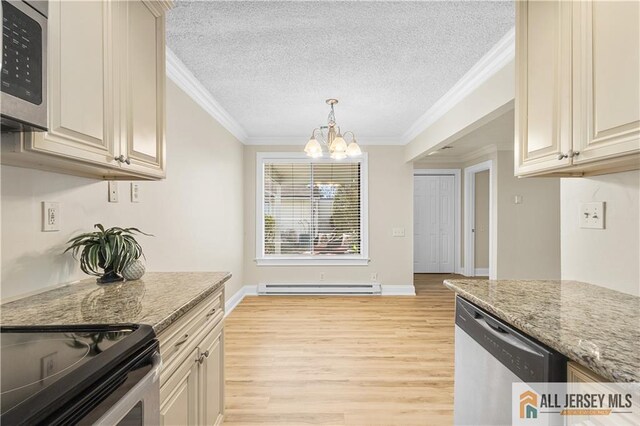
166, 1, 514, 143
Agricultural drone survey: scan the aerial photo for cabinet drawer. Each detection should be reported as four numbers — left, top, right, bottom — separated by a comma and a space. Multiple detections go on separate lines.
158, 290, 224, 370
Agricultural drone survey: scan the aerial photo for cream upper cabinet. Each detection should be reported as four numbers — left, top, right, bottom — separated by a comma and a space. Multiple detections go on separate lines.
572, 0, 640, 165
515, 0, 573, 176
118, 0, 167, 178
1, 0, 171, 180
515, 0, 640, 177
25, 0, 118, 167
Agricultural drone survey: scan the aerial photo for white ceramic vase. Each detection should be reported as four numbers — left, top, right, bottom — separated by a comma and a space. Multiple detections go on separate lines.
122, 259, 145, 281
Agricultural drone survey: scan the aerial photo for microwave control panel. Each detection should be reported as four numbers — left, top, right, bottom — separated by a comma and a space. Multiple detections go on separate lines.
1, 0, 43, 105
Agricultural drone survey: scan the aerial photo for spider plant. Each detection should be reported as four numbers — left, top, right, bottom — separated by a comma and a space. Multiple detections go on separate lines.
65, 224, 151, 284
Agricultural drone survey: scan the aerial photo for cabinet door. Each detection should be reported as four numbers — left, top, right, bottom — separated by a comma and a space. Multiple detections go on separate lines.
120, 0, 166, 178
199, 324, 224, 426
515, 0, 573, 176
160, 347, 199, 426
28, 0, 117, 167
572, 1, 640, 164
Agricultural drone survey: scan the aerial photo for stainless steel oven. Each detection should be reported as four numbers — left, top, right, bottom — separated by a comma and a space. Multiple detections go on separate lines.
1, 0, 47, 131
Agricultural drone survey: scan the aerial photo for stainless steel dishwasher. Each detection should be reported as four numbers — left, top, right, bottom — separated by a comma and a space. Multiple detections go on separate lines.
454, 296, 566, 426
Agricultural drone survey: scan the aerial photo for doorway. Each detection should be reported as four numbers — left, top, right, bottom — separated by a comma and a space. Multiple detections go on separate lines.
463, 160, 494, 278
413, 171, 460, 273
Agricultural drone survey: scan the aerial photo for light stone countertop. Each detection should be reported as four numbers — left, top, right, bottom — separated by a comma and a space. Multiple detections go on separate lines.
1, 272, 231, 334
444, 279, 640, 383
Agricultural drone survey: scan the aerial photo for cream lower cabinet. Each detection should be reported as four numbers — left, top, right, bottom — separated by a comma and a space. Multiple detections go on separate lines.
516, 0, 640, 177
1, 0, 169, 180
158, 290, 225, 426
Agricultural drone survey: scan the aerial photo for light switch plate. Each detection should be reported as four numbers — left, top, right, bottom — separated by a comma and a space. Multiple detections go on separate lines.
580, 202, 605, 229
131, 183, 141, 203
392, 227, 405, 237
108, 181, 118, 203
42, 202, 60, 232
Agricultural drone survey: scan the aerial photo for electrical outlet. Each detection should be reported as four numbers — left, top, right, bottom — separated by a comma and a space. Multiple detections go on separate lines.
580, 202, 605, 229
392, 227, 405, 237
108, 181, 118, 203
131, 183, 141, 203
42, 202, 60, 232
320, 273, 325, 281
371, 272, 378, 282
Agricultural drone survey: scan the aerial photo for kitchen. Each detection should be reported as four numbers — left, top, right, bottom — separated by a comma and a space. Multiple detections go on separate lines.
1, 1, 638, 425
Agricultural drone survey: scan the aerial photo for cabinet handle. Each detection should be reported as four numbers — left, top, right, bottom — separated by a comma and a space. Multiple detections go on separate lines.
569, 150, 580, 158
196, 350, 210, 365
206, 308, 217, 318
114, 155, 131, 165
557, 153, 568, 160
174, 333, 189, 347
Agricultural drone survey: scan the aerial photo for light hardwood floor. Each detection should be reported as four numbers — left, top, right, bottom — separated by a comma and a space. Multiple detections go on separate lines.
223, 274, 459, 425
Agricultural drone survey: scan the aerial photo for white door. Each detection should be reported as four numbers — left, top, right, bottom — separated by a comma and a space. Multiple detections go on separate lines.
414, 175, 455, 273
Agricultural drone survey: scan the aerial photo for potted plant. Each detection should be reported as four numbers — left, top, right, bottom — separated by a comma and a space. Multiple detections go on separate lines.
65, 224, 151, 284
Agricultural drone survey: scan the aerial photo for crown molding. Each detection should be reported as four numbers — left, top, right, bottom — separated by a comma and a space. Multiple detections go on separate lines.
245, 136, 404, 146
167, 27, 514, 147
402, 27, 515, 144
166, 48, 249, 143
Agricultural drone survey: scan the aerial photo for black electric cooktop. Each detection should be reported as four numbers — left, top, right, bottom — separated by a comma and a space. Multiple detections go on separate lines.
0, 324, 157, 425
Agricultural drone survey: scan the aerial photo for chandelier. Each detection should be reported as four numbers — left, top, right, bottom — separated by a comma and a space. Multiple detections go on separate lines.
304, 99, 362, 160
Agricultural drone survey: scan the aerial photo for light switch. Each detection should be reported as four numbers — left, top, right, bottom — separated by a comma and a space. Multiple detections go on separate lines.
514, 195, 523, 204
42, 202, 60, 232
580, 202, 605, 229
392, 227, 405, 237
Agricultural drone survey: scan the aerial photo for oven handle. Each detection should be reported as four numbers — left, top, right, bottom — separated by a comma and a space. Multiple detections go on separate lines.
92, 351, 162, 426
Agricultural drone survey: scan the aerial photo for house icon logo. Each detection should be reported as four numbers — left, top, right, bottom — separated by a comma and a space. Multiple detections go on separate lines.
520, 390, 538, 419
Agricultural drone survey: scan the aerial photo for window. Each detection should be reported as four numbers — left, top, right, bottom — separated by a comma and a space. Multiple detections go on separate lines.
256, 153, 368, 265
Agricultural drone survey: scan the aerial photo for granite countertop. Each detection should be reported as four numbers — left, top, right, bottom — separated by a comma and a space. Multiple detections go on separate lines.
444, 279, 640, 383
1, 272, 230, 334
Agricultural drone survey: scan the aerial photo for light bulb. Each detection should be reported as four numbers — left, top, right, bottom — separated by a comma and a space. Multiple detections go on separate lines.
330, 135, 347, 153
330, 151, 347, 160
304, 138, 322, 157
346, 141, 362, 157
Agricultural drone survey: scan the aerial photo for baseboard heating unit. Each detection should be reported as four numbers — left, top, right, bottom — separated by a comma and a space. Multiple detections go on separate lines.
257, 283, 382, 295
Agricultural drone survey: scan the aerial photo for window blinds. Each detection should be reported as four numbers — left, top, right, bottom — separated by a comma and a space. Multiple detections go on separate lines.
263, 161, 362, 257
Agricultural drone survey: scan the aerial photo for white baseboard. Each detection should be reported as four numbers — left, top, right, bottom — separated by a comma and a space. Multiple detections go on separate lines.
475, 268, 489, 276
225, 285, 257, 317
381, 284, 416, 296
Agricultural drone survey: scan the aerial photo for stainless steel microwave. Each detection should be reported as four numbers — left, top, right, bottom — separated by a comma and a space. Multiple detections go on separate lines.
1, 0, 47, 131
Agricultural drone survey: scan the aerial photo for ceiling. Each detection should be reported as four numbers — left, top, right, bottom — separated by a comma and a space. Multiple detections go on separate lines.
166, 1, 514, 144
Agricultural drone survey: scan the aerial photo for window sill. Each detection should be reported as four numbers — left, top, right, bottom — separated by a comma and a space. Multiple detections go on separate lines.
255, 257, 370, 266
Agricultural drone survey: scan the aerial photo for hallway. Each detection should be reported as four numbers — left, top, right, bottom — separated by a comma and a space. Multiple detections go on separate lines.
223, 274, 458, 425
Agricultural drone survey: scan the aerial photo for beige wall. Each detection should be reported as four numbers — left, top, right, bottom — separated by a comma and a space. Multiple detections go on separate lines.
494, 150, 561, 279
474, 170, 490, 269
243, 145, 414, 289
1, 79, 245, 301
411, 150, 561, 280
561, 170, 640, 296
